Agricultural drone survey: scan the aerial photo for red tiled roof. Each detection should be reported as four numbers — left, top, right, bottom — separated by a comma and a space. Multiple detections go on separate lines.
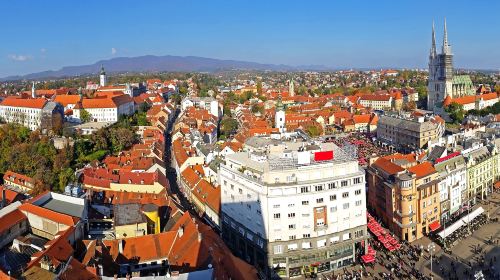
407, 161, 436, 178
0, 98, 47, 109
0, 209, 26, 235
54, 95, 81, 107
19, 203, 78, 226
372, 158, 405, 175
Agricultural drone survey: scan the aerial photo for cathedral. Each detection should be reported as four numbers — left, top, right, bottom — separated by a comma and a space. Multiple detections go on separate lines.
427, 19, 475, 111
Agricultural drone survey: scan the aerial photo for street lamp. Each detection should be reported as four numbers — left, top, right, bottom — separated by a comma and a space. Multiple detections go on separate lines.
428, 242, 436, 279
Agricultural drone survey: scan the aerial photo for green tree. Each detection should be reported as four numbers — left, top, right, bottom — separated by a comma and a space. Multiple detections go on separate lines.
220, 118, 239, 138
306, 125, 321, 137
445, 102, 466, 124
256, 81, 263, 94
80, 109, 92, 123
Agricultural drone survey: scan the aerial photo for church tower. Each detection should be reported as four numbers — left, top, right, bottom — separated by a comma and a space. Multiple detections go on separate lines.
275, 93, 286, 133
99, 65, 107, 87
427, 19, 454, 111
31, 82, 36, 98
289, 78, 295, 97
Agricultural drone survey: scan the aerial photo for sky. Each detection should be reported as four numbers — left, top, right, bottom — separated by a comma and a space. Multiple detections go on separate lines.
1, 0, 499, 77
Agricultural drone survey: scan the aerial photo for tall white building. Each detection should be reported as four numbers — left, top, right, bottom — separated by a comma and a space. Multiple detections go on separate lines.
219, 138, 367, 278
275, 94, 286, 134
99, 65, 107, 87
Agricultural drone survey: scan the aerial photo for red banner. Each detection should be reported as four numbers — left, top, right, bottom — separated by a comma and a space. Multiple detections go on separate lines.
314, 151, 334, 161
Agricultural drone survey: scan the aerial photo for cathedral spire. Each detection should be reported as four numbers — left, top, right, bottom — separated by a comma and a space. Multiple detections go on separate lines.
430, 21, 437, 58
442, 18, 451, 54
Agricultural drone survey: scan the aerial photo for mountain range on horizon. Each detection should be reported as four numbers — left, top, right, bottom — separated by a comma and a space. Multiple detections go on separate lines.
1, 55, 339, 81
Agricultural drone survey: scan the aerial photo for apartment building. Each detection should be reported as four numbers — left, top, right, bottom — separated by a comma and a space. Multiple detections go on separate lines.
219, 139, 367, 278
0, 98, 63, 131
433, 152, 467, 222
367, 155, 441, 242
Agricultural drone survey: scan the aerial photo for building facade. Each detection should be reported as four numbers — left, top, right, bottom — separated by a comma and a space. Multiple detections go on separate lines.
367, 157, 441, 242
434, 154, 467, 223
219, 141, 367, 278
377, 114, 445, 150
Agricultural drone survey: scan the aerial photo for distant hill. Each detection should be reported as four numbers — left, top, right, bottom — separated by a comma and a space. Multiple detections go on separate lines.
1, 55, 333, 81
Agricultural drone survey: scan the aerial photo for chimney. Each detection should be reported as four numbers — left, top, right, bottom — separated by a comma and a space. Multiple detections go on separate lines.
178, 226, 184, 237
118, 239, 124, 254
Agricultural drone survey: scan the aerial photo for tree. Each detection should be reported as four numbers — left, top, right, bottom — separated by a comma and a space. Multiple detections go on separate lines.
251, 103, 264, 114
80, 109, 92, 123
256, 81, 263, 94
402, 101, 417, 111
306, 125, 321, 137
220, 118, 238, 138
495, 85, 500, 94
445, 102, 466, 124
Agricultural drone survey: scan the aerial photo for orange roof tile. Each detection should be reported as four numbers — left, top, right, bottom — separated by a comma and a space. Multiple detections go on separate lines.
372, 158, 405, 175
407, 161, 436, 178
0, 98, 47, 109
0, 209, 26, 235
19, 203, 78, 226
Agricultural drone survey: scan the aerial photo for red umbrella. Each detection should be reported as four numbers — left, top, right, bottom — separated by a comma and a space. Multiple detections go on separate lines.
361, 254, 375, 264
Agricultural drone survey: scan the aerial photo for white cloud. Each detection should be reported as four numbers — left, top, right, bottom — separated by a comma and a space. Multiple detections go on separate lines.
111, 47, 117, 55
40, 48, 46, 53
8, 54, 33, 61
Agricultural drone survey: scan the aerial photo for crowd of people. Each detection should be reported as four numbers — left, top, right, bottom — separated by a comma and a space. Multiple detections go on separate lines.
327, 133, 392, 166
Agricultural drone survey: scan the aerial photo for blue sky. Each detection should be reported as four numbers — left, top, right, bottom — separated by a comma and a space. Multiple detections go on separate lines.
1, 0, 499, 77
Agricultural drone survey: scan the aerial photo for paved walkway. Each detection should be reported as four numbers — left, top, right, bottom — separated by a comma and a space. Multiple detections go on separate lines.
417, 192, 500, 280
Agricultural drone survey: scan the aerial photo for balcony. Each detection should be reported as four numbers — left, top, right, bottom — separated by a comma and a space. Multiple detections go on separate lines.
395, 210, 415, 218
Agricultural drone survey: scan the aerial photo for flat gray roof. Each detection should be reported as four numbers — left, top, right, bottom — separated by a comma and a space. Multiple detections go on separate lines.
39, 198, 85, 218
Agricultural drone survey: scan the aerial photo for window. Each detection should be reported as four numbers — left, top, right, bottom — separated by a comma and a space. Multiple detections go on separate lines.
355, 200, 362, 206
330, 206, 337, 212
273, 213, 281, 219
288, 203, 295, 207
303, 233, 311, 238
289, 235, 296, 240
288, 224, 296, 230
315, 185, 323, 191
316, 198, 324, 203
224, 180, 227, 186
273, 245, 282, 254
238, 188, 243, 194
354, 177, 361, 184
302, 200, 309, 205
288, 213, 296, 218
355, 189, 361, 195
302, 213, 310, 217
343, 203, 349, 209
300, 186, 310, 193
273, 204, 280, 209
342, 192, 349, 198
354, 230, 364, 238
341, 180, 348, 187
230, 184, 234, 190
330, 194, 337, 201
287, 243, 298, 251
328, 182, 336, 189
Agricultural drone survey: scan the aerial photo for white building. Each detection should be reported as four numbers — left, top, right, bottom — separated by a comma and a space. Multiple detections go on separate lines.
73, 95, 134, 123
100, 65, 107, 87
434, 153, 467, 222
181, 96, 221, 118
219, 139, 367, 278
0, 98, 46, 130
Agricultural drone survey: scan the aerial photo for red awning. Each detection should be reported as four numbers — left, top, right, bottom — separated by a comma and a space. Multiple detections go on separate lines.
429, 221, 441, 232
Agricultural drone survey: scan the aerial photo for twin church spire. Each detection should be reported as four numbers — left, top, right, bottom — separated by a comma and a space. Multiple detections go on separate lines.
430, 18, 451, 58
